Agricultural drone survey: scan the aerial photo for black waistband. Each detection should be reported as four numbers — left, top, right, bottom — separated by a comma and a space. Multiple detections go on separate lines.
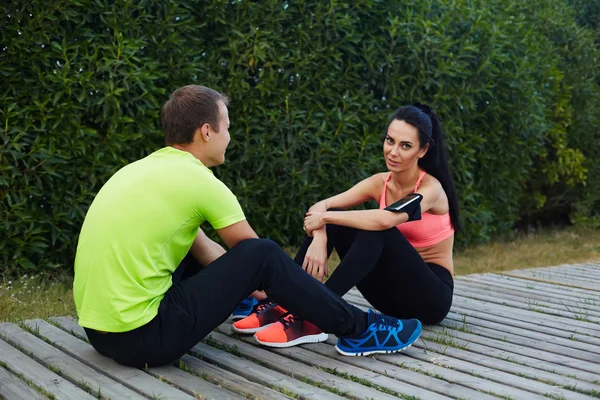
427, 262, 454, 288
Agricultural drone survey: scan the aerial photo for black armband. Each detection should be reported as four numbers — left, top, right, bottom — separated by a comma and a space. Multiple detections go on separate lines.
384, 193, 423, 222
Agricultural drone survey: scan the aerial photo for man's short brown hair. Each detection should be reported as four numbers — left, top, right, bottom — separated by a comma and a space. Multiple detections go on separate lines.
161, 85, 229, 145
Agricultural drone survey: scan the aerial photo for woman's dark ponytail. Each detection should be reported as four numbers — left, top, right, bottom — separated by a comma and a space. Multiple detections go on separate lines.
388, 104, 461, 232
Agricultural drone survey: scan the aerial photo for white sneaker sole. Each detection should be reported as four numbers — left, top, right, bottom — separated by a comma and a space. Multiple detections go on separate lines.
254, 333, 329, 348
335, 342, 415, 356
231, 322, 275, 334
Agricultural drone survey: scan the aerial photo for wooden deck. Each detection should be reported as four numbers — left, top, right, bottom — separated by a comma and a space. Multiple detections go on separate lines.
1, 262, 600, 400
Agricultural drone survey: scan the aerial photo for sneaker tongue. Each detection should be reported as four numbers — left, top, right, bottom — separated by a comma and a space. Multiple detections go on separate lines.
280, 313, 297, 329
368, 309, 397, 328
367, 309, 378, 325
256, 300, 273, 313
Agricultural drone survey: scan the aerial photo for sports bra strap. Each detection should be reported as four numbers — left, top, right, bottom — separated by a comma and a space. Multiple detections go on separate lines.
414, 170, 426, 192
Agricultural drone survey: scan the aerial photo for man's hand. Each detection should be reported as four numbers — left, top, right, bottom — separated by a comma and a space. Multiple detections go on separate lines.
251, 290, 267, 301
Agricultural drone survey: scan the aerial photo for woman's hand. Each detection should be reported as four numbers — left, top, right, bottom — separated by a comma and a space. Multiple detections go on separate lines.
308, 201, 328, 214
302, 236, 328, 282
304, 212, 326, 234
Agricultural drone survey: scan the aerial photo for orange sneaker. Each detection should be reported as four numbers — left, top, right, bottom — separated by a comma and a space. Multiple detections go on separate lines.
231, 300, 287, 334
254, 313, 328, 347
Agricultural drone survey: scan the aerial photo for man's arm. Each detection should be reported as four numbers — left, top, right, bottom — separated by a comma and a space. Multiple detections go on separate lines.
189, 228, 227, 266
216, 219, 259, 249
190, 219, 260, 266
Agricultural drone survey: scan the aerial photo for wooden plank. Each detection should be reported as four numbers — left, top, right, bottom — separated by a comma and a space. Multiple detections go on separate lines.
502, 270, 600, 291
52, 317, 288, 400
525, 266, 600, 280
445, 309, 600, 348
512, 269, 600, 288
204, 332, 411, 400
0, 365, 48, 400
438, 317, 600, 361
212, 327, 455, 400
301, 342, 547, 400
148, 363, 246, 400
0, 336, 95, 400
539, 265, 600, 280
343, 293, 600, 383
417, 332, 600, 384
50, 316, 86, 339
0, 322, 145, 400
24, 319, 195, 400
403, 343, 600, 399
450, 296, 600, 337
411, 336, 600, 390
322, 333, 600, 399
377, 344, 593, 400
348, 294, 600, 374
463, 273, 600, 300
191, 342, 345, 400
424, 326, 600, 375
457, 278, 600, 313
454, 285, 600, 319
343, 290, 600, 338
178, 355, 293, 400
457, 276, 600, 312
452, 290, 600, 323
51, 317, 283, 400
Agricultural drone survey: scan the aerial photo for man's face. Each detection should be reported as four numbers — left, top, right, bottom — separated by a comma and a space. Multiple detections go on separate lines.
207, 101, 231, 166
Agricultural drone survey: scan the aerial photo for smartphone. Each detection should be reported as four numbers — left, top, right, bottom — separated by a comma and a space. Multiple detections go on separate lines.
384, 193, 423, 212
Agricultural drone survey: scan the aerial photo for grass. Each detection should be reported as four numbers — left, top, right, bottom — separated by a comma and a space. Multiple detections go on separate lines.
452, 226, 600, 276
1, 226, 599, 323
0, 273, 75, 322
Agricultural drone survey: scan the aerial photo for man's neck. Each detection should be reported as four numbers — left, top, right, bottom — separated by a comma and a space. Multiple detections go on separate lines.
171, 144, 211, 166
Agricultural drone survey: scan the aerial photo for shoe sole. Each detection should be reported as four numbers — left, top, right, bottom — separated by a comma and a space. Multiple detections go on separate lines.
231, 314, 251, 321
231, 322, 276, 334
254, 333, 329, 348
334, 327, 422, 357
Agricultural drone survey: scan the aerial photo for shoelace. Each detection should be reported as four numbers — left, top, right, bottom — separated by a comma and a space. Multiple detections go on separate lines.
279, 313, 298, 330
373, 312, 400, 330
254, 300, 274, 314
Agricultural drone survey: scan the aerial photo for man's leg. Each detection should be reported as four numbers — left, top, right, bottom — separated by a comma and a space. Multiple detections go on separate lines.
87, 238, 369, 367
174, 238, 368, 339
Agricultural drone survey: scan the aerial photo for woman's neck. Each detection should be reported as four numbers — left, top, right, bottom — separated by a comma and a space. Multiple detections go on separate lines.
389, 166, 422, 194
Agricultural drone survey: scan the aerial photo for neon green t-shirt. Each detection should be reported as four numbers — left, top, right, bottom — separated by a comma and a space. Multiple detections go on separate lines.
73, 147, 245, 332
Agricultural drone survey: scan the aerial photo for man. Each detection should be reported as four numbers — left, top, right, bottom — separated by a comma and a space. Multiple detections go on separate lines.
73, 85, 422, 367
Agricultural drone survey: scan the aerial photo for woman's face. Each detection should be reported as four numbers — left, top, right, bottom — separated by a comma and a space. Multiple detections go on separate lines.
383, 120, 429, 172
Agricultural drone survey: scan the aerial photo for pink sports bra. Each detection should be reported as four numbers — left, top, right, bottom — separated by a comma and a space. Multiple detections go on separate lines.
379, 170, 454, 248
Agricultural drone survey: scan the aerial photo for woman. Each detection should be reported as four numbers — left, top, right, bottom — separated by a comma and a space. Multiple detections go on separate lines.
233, 103, 459, 348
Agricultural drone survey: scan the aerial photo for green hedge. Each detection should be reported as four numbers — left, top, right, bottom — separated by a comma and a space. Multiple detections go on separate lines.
1, 0, 599, 275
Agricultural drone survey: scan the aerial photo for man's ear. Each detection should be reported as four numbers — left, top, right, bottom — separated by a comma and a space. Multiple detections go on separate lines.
195, 123, 211, 143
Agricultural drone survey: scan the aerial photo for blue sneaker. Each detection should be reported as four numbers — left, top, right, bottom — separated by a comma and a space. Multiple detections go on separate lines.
335, 309, 422, 356
231, 296, 259, 321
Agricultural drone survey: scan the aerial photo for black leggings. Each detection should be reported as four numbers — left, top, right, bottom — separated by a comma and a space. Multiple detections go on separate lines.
85, 238, 367, 367
294, 225, 453, 325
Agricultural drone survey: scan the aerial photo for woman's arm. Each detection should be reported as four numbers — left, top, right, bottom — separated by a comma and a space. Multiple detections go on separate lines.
305, 209, 408, 232
304, 176, 446, 232
309, 173, 385, 213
